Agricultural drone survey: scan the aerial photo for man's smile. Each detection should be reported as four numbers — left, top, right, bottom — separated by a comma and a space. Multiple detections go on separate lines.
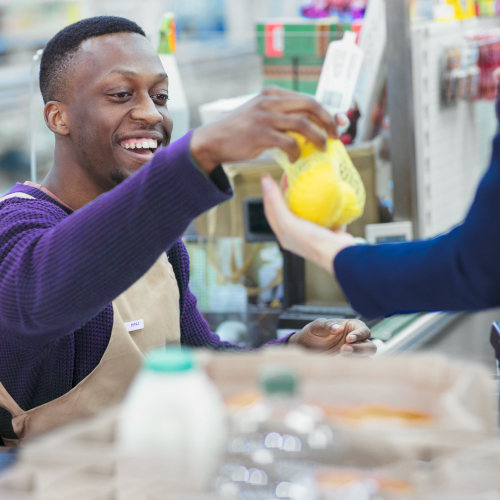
120, 138, 158, 150
117, 131, 165, 163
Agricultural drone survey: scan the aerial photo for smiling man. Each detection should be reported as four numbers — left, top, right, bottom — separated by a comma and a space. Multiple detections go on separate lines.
0, 17, 374, 446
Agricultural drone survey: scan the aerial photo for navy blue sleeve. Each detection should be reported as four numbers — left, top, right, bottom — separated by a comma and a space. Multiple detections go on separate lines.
334, 131, 500, 319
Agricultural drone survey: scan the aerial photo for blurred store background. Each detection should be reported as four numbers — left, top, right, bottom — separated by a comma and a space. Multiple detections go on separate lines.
1, 0, 500, 367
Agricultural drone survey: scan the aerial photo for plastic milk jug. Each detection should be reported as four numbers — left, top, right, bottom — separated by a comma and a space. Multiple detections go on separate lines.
117, 347, 227, 498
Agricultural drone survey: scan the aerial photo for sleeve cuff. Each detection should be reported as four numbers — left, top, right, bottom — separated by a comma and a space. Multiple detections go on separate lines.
334, 245, 374, 317
265, 333, 295, 346
188, 134, 232, 196
209, 165, 232, 193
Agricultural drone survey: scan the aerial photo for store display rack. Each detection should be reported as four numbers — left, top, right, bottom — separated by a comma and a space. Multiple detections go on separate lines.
387, 3, 500, 239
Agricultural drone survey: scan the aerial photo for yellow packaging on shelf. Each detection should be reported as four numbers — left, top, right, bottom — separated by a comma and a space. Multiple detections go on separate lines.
272, 133, 366, 228
446, 0, 476, 19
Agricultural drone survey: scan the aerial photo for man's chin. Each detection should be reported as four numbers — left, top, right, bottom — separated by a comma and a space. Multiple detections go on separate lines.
113, 147, 153, 182
111, 168, 128, 185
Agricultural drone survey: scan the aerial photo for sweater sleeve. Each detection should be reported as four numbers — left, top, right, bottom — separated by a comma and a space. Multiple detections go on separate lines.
167, 240, 290, 350
0, 132, 232, 345
334, 131, 500, 319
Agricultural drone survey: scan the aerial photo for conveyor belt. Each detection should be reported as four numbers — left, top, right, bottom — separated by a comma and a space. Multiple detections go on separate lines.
374, 312, 462, 356
277, 305, 461, 355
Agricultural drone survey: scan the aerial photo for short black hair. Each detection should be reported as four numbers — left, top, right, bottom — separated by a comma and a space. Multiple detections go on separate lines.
39, 16, 146, 103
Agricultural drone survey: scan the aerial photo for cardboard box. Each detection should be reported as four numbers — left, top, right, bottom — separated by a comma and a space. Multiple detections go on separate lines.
256, 20, 350, 58
256, 18, 351, 95
262, 55, 323, 95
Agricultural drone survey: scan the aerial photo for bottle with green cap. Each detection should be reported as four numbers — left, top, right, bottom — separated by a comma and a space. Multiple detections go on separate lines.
214, 367, 334, 498
117, 346, 227, 495
231, 367, 325, 437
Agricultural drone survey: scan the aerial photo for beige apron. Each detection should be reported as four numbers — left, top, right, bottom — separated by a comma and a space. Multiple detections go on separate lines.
0, 194, 181, 446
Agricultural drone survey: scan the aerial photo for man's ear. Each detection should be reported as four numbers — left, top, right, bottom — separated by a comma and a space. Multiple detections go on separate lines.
44, 101, 70, 136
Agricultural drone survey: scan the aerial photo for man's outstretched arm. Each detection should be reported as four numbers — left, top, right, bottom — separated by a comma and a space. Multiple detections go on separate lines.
0, 89, 338, 344
0, 133, 231, 345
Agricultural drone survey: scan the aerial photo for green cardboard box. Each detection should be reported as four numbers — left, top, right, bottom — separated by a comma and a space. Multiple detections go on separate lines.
256, 19, 350, 58
262, 55, 324, 95
257, 19, 351, 95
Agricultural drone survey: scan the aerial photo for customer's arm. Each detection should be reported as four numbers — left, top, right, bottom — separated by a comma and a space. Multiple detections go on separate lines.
262, 131, 500, 319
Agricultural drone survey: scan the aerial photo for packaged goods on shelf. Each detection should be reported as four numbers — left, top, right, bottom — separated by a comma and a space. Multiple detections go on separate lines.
469, 31, 500, 100
447, 0, 477, 19
440, 32, 500, 106
262, 55, 325, 94
256, 19, 352, 58
256, 18, 352, 95
441, 45, 481, 105
300, 0, 369, 22
476, 0, 499, 16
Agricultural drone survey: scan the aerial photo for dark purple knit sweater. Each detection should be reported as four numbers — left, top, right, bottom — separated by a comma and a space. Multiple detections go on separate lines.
0, 132, 286, 440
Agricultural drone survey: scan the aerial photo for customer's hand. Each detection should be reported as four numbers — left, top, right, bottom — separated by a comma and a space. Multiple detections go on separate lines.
261, 174, 355, 273
288, 318, 376, 356
190, 87, 338, 173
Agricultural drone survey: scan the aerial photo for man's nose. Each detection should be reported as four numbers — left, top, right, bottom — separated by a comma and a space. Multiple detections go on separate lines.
130, 94, 163, 125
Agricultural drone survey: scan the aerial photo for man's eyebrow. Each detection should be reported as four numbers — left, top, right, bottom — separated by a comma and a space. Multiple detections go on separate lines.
109, 69, 168, 80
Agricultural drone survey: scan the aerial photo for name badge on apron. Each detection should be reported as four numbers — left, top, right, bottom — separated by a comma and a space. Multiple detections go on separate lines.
124, 319, 144, 332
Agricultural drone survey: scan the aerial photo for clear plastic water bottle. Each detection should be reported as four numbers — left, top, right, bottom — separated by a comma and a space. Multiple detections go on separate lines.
215, 368, 340, 499
117, 347, 227, 499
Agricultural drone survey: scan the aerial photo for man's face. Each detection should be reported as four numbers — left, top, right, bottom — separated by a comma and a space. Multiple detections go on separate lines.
64, 32, 173, 189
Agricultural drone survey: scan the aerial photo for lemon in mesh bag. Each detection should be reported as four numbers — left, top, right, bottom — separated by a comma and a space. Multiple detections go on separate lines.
272, 132, 366, 228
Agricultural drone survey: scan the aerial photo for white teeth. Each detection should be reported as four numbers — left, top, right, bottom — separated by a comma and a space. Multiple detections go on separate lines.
121, 139, 157, 150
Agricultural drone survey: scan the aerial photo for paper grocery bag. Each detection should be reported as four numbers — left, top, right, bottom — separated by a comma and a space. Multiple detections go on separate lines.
203, 347, 497, 460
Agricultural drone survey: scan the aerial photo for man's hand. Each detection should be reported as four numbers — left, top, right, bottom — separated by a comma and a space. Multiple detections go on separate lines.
287, 318, 376, 356
190, 87, 337, 173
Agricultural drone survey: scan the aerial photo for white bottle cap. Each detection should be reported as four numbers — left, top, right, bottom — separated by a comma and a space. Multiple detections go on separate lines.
342, 30, 358, 43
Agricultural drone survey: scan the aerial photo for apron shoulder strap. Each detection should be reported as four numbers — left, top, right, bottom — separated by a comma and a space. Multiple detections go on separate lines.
0, 193, 35, 203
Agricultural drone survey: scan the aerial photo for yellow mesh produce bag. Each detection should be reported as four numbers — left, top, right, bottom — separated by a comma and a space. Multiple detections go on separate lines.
272, 132, 366, 228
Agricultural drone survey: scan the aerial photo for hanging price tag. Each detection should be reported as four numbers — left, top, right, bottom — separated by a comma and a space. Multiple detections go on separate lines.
315, 31, 364, 115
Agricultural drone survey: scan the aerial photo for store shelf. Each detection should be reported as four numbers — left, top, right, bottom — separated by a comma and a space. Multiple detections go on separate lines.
411, 17, 500, 238
0, 65, 30, 114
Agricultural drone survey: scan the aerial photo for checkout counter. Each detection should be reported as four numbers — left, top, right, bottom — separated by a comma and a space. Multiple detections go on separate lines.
191, 143, 468, 357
